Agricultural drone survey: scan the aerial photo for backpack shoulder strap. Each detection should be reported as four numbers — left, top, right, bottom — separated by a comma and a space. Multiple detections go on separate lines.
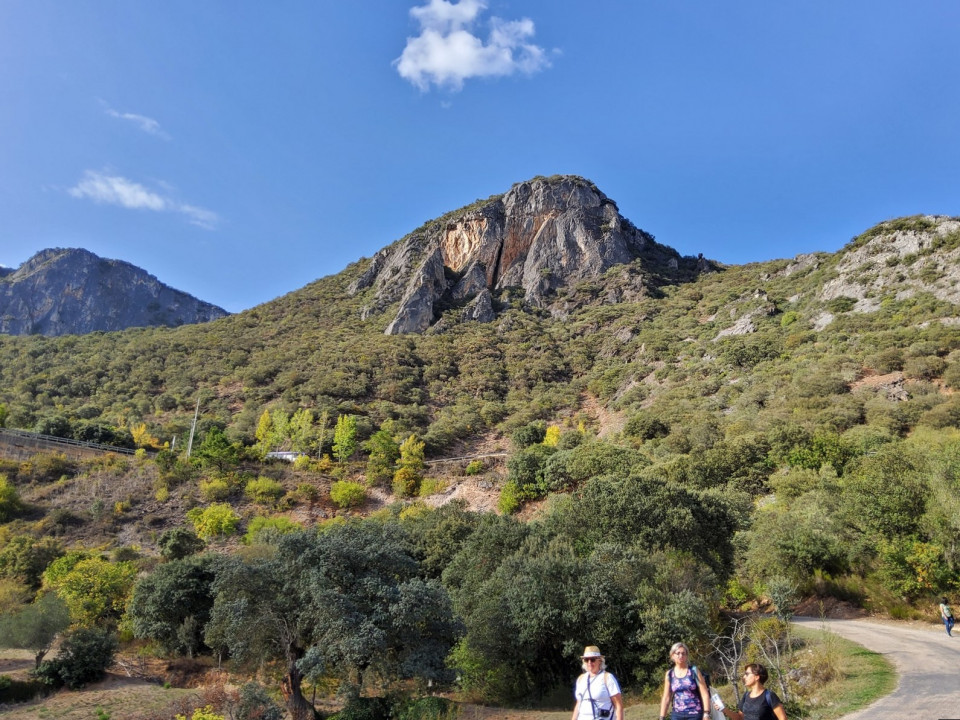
690, 665, 698, 685
765, 689, 773, 708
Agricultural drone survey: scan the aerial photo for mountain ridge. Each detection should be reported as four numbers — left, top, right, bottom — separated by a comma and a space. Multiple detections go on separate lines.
0, 248, 229, 336
0, 176, 956, 455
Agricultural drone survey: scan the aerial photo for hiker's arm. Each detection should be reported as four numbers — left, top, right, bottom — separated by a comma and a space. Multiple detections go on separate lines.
773, 702, 787, 720
696, 673, 710, 716
658, 672, 672, 719
611, 691, 624, 720
570, 698, 580, 720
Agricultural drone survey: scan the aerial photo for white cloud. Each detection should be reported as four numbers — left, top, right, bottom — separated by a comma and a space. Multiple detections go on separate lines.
68, 170, 219, 230
178, 204, 220, 231
102, 103, 170, 140
396, 0, 549, 91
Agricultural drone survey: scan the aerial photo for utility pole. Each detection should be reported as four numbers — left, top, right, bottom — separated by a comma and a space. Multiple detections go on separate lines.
186, 394, 201, 457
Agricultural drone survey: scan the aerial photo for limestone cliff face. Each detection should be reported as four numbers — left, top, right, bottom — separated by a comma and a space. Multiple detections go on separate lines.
0, 248, 229, 336
350, 176, 659, 334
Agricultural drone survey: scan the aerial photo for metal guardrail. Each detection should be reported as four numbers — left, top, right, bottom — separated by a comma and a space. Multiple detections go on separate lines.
0, 427, 141, 456
424, 452, 508, 465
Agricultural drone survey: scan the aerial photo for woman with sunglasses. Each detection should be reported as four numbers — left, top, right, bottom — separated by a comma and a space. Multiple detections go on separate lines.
716, 664, 786, 720
571, 646, 624, 720
659, 642, 710, 720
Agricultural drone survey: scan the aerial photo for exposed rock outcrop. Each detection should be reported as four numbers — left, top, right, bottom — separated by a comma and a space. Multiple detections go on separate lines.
0, 248, 229, 336
350, 175, 682, 334
822, 216, 960, 306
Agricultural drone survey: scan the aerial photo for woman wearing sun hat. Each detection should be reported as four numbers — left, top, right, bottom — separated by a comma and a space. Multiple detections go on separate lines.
571, 646, 624, 720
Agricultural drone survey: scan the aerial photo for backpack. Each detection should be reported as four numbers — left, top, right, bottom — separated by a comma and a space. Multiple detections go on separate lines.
580, 672, 615, 718
740, 689, 775, 711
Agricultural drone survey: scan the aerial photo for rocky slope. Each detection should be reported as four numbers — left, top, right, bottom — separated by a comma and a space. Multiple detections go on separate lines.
0, 248, 229, 336
349, 175, 704, 334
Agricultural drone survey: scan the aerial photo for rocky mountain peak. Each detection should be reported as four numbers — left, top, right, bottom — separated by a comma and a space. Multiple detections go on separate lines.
349, 175, 680, 334
0, 248, 229, 336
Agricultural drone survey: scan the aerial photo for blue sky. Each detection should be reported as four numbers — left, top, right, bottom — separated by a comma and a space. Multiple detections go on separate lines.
2, 1, 959, 313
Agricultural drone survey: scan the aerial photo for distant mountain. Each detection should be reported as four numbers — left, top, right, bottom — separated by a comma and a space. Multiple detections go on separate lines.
0, 248, 229, 336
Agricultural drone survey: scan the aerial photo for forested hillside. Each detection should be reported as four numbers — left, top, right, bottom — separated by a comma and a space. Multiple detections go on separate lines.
1, 177, 959, 718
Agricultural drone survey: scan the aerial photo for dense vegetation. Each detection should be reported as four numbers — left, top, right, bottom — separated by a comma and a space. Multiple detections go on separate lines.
0, 209, 959, 716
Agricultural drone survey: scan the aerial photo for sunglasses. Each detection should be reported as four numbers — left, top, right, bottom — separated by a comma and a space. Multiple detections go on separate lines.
584, 658, 601, 663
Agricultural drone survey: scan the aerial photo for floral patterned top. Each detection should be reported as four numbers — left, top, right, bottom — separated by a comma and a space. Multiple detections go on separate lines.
669, 667, 703, 714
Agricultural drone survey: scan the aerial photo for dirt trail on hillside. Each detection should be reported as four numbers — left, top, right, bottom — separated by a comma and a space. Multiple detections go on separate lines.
794, 616, 960, 719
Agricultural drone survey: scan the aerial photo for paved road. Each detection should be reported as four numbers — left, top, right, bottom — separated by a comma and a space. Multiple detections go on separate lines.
794, 616, 960, 719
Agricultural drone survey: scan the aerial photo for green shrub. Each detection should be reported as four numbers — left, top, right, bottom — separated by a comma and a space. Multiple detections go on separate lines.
330, 481, 367, 508
328, 696, 394, 720
624, 413, 670, 441
19, 453, 76, 484
0, 674, 50, 703
827, 296, 857, 313
0, 474, 24, 522
186, 504, 240, 540
497, 480, 521, 514
394, 696, 458, 720
916, 397, 960, 429
464, 460, 485, 475
780, 311, 800, 328
34, 627, 117, 689
157, 527, 205, 560
870, 348, 904, 373
942, 361, 960, 389
418, 478, 446, 497
904, 355, 946, 380
511, 421, 546, 449
392, 467, 420, 498
243, 516, 302, 544
505, 443, 555, 500
244, 476, 285, 505
293, 455, 313, 471
199, 477, 232, 502
295, 483, 319, 502
236, 681, 283, 720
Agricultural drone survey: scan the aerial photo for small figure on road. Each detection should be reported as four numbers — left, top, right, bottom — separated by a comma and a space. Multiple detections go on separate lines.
659, 642, 710, 720
571, 645, 624, 720
939, 597, 954, 636
715, 663, 786, 720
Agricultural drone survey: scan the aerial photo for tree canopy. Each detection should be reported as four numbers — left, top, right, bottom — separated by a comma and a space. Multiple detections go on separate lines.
204, 522, 459, 720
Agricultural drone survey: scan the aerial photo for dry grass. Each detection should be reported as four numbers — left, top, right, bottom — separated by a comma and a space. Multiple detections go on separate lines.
0, 673, 194, 720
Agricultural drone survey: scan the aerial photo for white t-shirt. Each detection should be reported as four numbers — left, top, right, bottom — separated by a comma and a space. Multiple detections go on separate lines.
574, 671, 621, 719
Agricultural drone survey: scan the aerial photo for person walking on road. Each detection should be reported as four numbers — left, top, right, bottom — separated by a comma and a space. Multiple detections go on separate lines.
571, 645, 624, 720
715, 663, 786, 720
939, 597, 955, 636
659, 642, 710, 720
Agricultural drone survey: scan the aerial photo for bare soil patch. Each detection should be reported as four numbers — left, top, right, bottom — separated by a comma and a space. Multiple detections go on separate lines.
850, 370, 903, 390
793, 596, 868, 619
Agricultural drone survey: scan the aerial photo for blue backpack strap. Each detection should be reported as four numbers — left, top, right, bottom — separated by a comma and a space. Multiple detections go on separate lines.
765, 689, 773, 708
